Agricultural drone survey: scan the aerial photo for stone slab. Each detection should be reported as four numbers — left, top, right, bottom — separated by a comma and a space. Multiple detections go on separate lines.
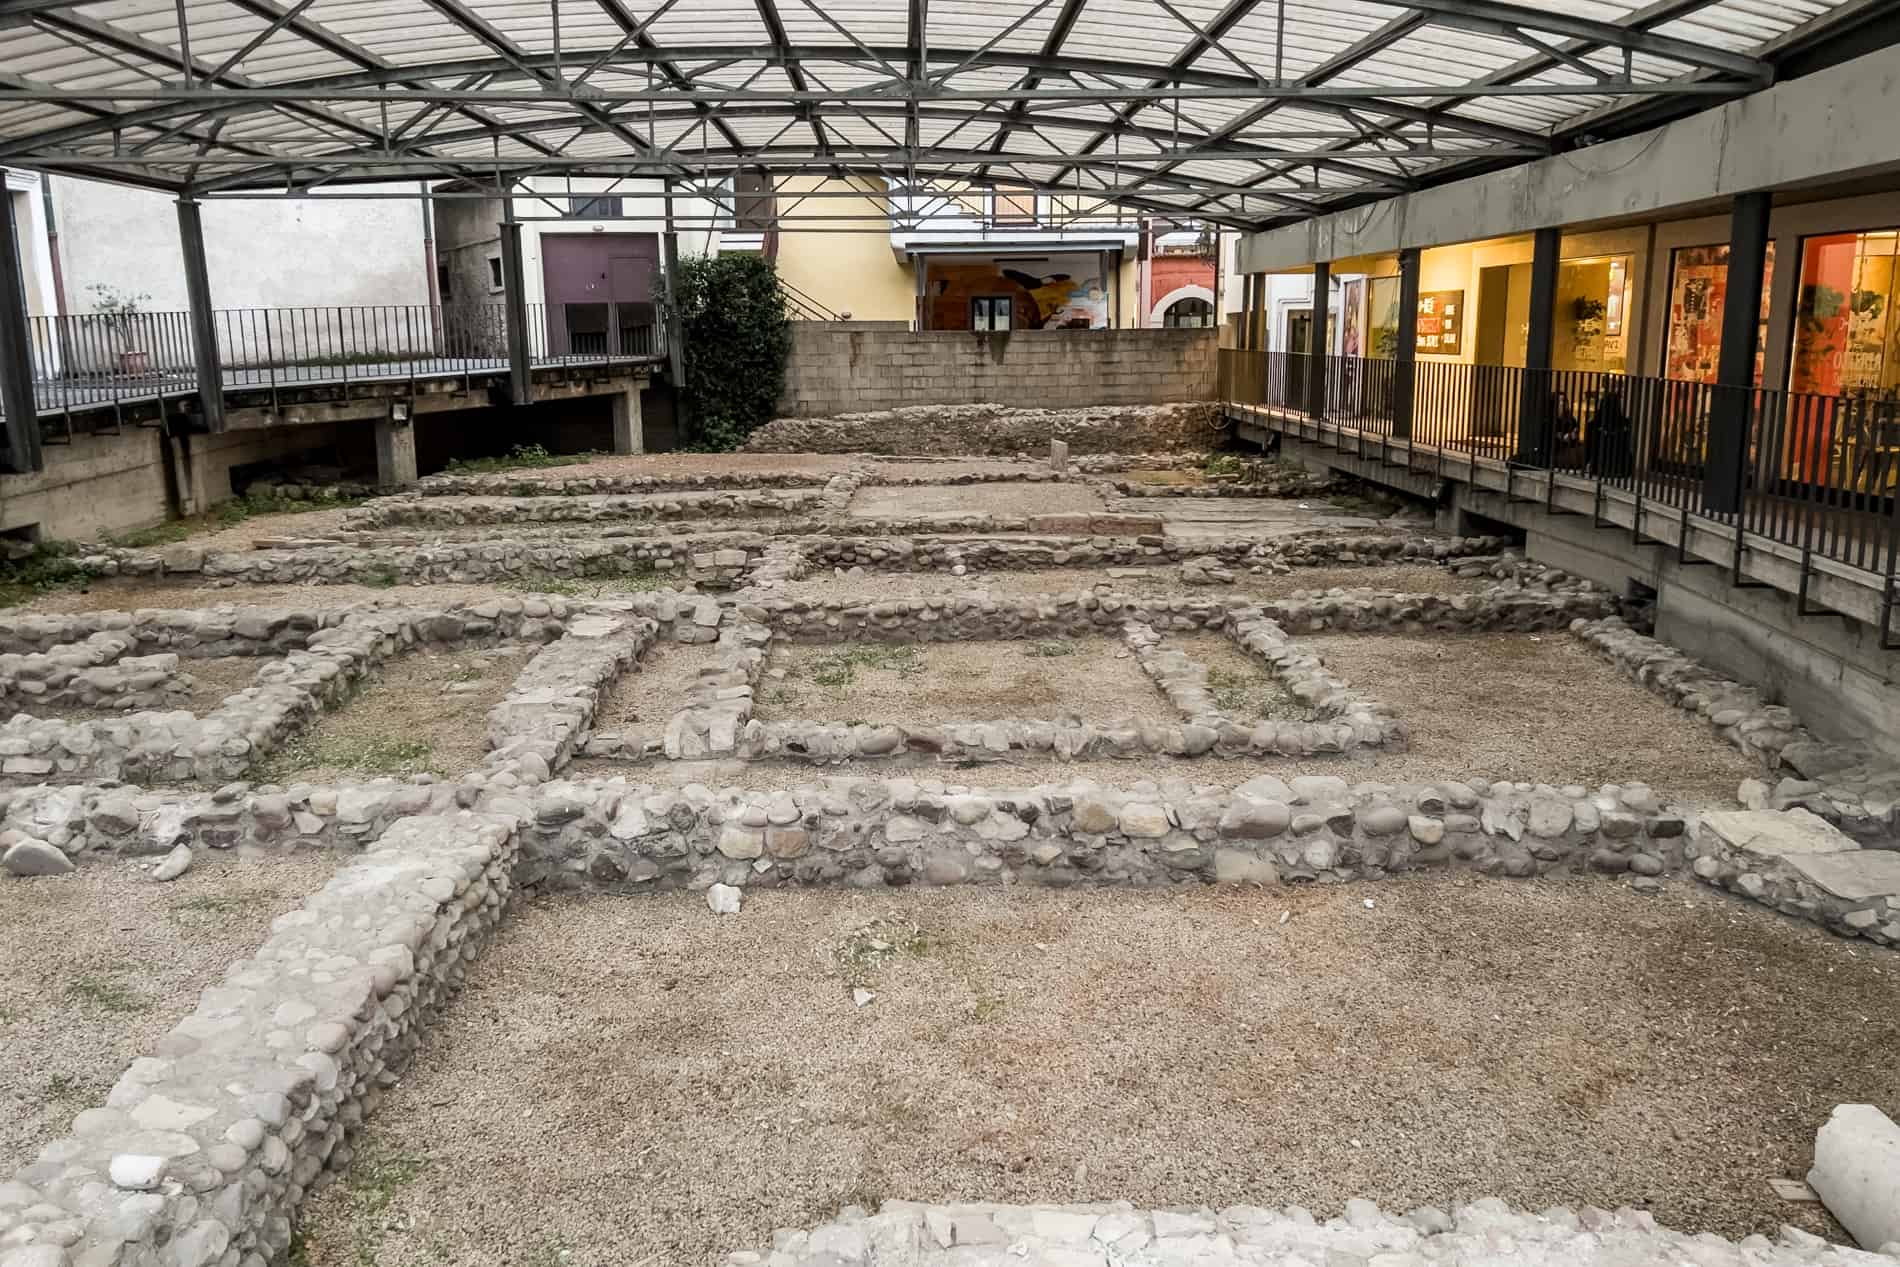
1808, 1103, 1900, 1251
1786, 849, 1900, 903
1700, 808, 1858, 860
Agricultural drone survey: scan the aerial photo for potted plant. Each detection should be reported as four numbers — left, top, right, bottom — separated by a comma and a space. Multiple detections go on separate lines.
86, 283, 154, 376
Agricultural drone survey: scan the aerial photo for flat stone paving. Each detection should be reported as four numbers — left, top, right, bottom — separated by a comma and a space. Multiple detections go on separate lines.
293, 878, 1900, 1267
0, 851, 342, 1175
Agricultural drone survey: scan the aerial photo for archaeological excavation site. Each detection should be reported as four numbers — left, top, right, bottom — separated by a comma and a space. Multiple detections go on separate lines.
2, 399, 1898, 1267
6, 2, 1900, 1262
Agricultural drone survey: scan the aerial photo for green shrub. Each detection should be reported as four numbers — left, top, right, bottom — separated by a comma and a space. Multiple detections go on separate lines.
663, 253, 792, 451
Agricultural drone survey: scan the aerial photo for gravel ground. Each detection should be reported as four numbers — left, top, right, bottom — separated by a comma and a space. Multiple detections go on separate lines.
755, 639, 1175, 727
256, 643, 528, 782
847, 483, 1104, 518
594, 642, 720, 732
0, 851, 341, 1175
1307, 632, 1759, 804
141, 505, 358, 554
296, 879, 1900, 1267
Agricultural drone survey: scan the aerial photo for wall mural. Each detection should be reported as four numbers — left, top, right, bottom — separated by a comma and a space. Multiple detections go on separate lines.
926, 256, 1110, 330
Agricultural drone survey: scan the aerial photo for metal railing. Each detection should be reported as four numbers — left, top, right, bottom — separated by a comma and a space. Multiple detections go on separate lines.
1219, 347, 1900, 594
779, 278, 842, 322
6, 301, 665, 426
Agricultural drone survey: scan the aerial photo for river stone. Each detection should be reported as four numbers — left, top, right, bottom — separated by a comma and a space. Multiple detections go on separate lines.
3, 837, 73, 877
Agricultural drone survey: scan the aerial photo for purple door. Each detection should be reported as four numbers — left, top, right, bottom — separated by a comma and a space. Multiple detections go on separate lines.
542, 234, 659, 356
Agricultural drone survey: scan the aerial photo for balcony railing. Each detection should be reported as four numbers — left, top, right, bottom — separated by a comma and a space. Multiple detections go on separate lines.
1219, 347, 1900, 589
7, 301, 664, 425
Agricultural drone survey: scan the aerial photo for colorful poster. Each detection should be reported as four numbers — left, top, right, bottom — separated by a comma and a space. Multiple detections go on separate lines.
1416, 289, 1464, 355
1340, 280, 1365, 359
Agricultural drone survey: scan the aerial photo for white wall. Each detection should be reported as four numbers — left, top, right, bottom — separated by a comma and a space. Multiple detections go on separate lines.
6, 168, 58, 320
48, 176, 428, 317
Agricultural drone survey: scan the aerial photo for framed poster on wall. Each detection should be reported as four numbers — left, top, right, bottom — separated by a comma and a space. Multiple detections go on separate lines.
1417, 289, 1464, 354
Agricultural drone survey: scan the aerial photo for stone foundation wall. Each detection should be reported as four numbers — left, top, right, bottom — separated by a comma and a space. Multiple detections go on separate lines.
0, 811, 517, 1267
513, 772, 1689, 893
773, 328, 1215, 423
746, 402, 1220, 455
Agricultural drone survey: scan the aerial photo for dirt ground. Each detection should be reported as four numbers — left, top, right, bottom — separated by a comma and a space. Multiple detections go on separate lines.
1306, 632, 1760, 803
0, 851, 341, 1175
494, 452, 861, 481
295, 879, 1900, 1267
592, 641, 721, 733
755, 639, 1176, 727
847, 483, 1105, 518
256, 643, 528, 782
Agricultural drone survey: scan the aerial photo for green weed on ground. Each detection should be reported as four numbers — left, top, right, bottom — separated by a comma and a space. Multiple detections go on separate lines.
65, 970, 148, 1014
806, 644, 924, 688
289, 1143, 430, 1267
0, 541, 98, 609
498, 566, 663, 598
442, 444, 603, 475
258, 735, 435, 780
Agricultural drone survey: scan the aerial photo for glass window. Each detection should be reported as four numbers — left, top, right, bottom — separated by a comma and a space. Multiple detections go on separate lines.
971, 295, 1013, 332
1790, 229, 1900, 399
1664, 242, 1775, 385
1553, 255, 1635, 374
1162, 297, 1212, 328
569, 195, 623, 218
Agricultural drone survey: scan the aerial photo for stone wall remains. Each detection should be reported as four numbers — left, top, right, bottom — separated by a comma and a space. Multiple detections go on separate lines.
774, 327, 1215, 422
747, 402, 1220, 456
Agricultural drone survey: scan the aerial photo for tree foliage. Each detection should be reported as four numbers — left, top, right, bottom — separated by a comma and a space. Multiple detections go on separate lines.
664, 252, 792, 451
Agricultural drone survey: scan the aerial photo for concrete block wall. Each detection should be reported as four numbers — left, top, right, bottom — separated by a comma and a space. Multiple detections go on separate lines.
778, 327, 1216, 416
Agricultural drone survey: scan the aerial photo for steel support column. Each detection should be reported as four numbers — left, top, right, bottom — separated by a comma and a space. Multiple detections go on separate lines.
1306, 261, 1329, 420
1705, 190, 1770, 515
1240, 274, 1255, 350
661, 229, 683, 386
1393, 246, 1420, 439
1513, 226, 1559, 467
0, 179, 39, 472
498, 215, 531, 406
176, 197, 225, 432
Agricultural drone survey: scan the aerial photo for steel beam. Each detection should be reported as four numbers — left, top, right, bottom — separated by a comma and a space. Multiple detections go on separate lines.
0, 177, 40, 472
1704, 189, 1771, 515
1306, 261, 1329, 420
1392, 245, 1420, 439
175, 197, 226, 433
1513, 225, 1559, 468
498, 215, 532, 406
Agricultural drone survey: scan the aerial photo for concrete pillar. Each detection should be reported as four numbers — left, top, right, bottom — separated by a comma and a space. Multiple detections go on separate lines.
1393, 246, 1421, 439
611, 384, 645, 455
1514, 226, 1561, 467
0, 181, 42, 473
374, 412, 418, 488
175, 198, 225, 432
1705, 189, 1771, 514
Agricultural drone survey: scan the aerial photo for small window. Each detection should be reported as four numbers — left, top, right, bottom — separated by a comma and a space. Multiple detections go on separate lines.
487, 256, 504, 291
972, 296, 1013, 332
569, 195, 622, 218
436, 262, 452, 304
1162, 296, 1213, 328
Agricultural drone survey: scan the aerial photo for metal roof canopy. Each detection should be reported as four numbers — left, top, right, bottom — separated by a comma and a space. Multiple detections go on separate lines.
0, 0, 1889, 230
